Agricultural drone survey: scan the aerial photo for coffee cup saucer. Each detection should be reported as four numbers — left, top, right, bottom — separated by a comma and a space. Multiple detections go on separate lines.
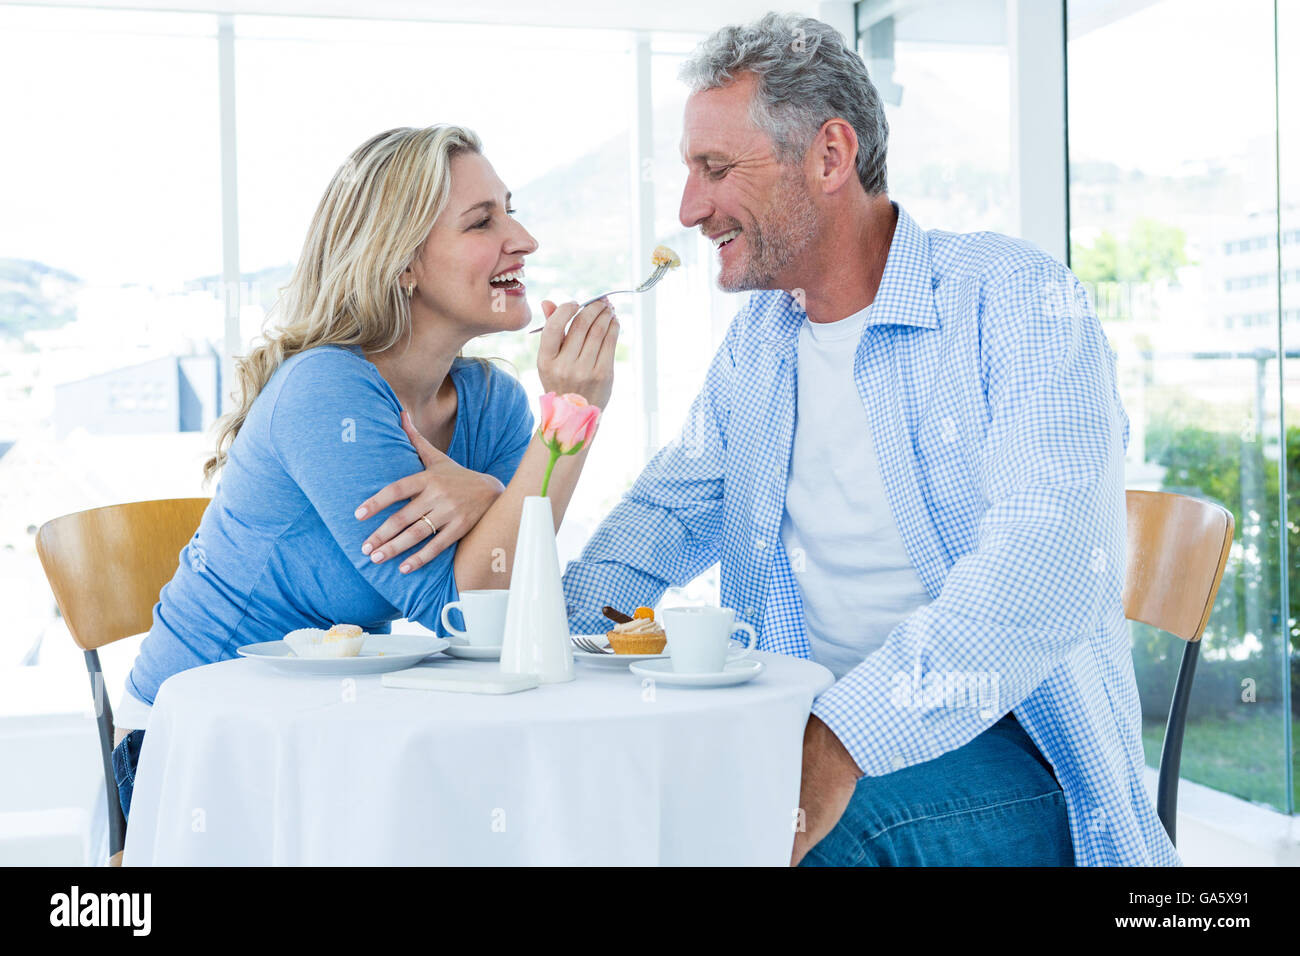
627, 657, 764, 688
443, 636, 502, 660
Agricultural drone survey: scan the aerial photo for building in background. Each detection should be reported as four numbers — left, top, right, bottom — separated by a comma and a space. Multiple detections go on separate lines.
53, 351, 220, 438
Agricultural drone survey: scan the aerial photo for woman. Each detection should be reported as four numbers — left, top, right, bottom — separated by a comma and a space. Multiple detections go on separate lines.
111, 125, 618, 820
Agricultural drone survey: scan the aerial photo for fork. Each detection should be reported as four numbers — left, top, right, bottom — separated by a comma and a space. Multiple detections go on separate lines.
571, 635, 613, 654
528, 263, 671, 334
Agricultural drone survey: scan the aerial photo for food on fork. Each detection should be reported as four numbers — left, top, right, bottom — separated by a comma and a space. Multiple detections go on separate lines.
529, 245, 681, 335
283, 623, 368, 659
606, 610, 667, 655
651, 245, 681, 269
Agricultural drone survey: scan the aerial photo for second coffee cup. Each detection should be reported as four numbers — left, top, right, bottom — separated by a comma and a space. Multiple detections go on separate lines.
440, 589, 510, 646
661, 606, 758, 674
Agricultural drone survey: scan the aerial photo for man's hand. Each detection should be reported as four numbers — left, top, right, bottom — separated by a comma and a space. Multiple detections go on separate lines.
353, 410, 504, 573
791, 714, 863, 866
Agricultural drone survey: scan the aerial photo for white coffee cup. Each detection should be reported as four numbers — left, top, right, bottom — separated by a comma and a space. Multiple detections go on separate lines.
661, 606, 758, 674
440, 589, 509, 646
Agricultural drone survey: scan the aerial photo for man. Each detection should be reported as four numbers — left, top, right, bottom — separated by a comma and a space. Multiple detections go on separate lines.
562, 13, 1179, 867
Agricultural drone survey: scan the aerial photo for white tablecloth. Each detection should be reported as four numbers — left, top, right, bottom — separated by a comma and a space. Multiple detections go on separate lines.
123, 651, 834, 866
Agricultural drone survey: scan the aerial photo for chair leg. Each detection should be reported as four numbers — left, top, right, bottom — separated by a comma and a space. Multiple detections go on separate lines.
85, 649, 127, 856
1156, 638, 1201, 847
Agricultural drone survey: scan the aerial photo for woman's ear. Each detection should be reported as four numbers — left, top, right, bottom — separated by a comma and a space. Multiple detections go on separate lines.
398, 263, 420, 300
401, 260, 422, 290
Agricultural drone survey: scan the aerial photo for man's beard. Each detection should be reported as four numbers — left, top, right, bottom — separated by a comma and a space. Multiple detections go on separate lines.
717, 165, 819, 293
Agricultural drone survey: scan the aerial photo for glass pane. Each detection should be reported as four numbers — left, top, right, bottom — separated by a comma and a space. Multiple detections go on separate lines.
861, 0, 1012, 233
1068, 0, 1290, 811
1279, 0, 1300, 813
0, 6, 223, 862
0, 8, 222, 728
232, 16, 633, 564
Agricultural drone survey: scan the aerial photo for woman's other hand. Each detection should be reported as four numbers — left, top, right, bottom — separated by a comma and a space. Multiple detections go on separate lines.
354, 410, 504, 573
536, 298, 618, 410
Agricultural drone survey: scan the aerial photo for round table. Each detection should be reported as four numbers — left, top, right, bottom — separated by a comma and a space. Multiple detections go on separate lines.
122, 650, 834, 866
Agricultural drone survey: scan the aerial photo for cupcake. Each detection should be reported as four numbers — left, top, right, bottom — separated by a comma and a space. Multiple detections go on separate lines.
283, 623, 368, 659
606, 608, 667, 655
323, 623, 362, 643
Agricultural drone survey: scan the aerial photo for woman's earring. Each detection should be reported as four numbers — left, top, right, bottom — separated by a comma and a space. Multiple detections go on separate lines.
405, 282, 416, 299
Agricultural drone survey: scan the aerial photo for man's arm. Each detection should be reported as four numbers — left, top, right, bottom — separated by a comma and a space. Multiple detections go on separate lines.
814, 260, 1130, 776
561, 312, 742, 631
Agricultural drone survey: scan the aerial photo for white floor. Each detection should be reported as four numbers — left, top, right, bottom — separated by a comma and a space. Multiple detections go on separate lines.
0, 624, 137, 867
1150, 767, 1300, 866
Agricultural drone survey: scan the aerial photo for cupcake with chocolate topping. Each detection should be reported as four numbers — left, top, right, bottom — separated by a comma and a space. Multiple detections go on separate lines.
606, 607, 667, 655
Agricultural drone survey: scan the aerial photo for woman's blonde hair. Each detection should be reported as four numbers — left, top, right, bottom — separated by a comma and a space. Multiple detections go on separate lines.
203, 124, 484, 482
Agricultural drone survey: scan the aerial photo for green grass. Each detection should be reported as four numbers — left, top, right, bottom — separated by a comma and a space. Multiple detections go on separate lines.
1141, 705, 1296, 811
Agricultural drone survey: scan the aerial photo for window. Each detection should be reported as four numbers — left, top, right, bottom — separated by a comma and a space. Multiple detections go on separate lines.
0, 4, 224, 861
1069, 0, 1294, 813
0, 6, 223, 704
859, 0, 1013, 235
1279, 0, 1300, 816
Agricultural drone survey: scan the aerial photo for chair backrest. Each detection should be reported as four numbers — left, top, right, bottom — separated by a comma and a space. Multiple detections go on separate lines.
35, 498, 211, 650
1123, 490, 1234, 642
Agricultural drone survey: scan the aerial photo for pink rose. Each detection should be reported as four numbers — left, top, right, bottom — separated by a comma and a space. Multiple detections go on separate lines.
538, 392, 600, 455
537, 393, 601, 498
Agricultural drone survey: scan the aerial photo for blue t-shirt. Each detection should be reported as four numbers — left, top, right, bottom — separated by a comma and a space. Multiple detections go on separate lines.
126, 346, 533, 705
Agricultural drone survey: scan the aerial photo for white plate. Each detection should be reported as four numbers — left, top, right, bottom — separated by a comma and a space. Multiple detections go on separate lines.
443, 637, 502, 660
570, 634, 668, 666
627, 658, 765, 687
236, 634, 449, 675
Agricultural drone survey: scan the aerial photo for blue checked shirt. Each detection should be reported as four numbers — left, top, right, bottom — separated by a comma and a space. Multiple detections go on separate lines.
562, 204, 1179, 867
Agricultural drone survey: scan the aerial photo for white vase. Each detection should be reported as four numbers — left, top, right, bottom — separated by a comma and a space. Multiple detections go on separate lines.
499, 495, 575, 683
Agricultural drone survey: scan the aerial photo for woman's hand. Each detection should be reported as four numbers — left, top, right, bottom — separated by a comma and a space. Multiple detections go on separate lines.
537, 298, 619, 410
354, 410, 504, 574
449, 298, 616, 592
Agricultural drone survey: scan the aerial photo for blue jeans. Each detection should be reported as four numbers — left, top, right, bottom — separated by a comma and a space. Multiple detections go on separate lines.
111, 729, 146, 823
800, 715, 1074, 866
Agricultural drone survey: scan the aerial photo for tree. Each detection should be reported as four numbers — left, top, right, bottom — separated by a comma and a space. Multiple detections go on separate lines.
1134, 416, 1299, 719
1071, 217, 1190, 287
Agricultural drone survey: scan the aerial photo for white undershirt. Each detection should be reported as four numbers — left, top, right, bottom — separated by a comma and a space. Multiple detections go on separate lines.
778, 304, 933, 679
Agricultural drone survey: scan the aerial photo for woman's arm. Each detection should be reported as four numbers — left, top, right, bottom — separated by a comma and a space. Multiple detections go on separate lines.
358, 297, 617, 586
267, 348, 464, 628
452, 429, 592, 590
453, 297, 617, 590
354, 410, 505, 574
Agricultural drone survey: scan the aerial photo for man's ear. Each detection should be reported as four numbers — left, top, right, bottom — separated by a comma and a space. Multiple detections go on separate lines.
816, 118, 861, 195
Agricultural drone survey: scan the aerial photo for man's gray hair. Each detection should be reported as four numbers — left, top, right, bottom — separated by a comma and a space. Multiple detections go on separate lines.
679, 12, 888, 195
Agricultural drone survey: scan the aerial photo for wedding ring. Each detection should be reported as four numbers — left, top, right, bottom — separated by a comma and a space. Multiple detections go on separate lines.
420, 514, 436, 534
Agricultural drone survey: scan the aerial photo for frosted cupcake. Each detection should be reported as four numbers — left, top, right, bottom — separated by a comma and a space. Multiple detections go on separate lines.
606, 609, 667, 655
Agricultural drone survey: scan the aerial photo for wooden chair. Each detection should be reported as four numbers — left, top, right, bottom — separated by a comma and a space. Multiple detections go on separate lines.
35, 498, 210, 866
1122, 490, 1234, 847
